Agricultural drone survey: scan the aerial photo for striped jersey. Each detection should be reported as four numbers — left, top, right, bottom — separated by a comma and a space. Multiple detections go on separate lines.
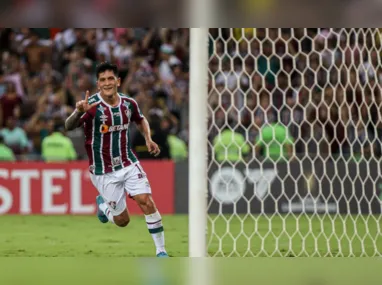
79, 92, 144, 175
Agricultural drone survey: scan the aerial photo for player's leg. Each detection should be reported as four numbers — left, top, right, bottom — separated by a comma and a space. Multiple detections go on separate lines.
125, 163, 168, 257
96, 195, 130, 227
133, 194, 167, 257
91, 172, 130, 227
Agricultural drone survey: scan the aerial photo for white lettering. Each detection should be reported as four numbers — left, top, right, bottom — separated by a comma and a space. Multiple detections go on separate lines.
70, 170, 95, 214
42, 170, 67, 214
281, 196, 338, 214
0, 170, 11, 214
12, 170, 39, 214
246, 169, 278, 201
210, 167, 278, 205
108, 124, 129, 133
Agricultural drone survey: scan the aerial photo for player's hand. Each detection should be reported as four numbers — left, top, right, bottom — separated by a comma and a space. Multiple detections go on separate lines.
76, 90, 98, 113
146, 139, 160, 157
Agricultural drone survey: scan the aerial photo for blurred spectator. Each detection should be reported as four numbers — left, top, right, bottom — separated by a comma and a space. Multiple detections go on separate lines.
254, 91, 276, 125
158, 43, 181, 84
24, 112, 53, 155
22, 30, 52, 76
132, 113, 170, 160
0, 117, 29, 155
0, 134, 16, 161
41, 123, 77, 162
168, 133, 188, 162
0, 81, 22, 127
213, 120, 250, 162
280, 90, 304, 152
344, 117, 375, 161
255, 121, 295, 162
161, 113, 188, 162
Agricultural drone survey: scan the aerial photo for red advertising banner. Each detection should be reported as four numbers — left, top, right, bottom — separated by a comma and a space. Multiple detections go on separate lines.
0, 161, 174, 215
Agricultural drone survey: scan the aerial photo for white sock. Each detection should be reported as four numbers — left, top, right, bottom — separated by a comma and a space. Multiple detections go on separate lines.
99, 203, 115, 224
145, 211, 166, 254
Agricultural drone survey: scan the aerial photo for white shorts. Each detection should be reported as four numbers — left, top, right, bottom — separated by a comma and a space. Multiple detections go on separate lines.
90, 162, 152, 216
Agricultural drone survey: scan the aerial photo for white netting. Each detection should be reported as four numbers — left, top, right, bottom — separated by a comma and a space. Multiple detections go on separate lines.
207, 28, 382, 257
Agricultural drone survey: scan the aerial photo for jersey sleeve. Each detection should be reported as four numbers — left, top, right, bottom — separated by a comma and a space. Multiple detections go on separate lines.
130, 99, 145, 123
79, 112, 92, 125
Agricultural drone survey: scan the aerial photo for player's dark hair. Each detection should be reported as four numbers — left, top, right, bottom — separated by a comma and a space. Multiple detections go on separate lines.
96, 62, 119, 79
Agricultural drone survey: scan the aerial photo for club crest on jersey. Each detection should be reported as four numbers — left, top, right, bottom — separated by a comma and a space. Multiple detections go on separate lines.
123, 102, 132, 119
112, 156, 121, 166
125, 108, 132, 120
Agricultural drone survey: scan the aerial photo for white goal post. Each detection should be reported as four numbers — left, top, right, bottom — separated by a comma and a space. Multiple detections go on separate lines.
189, 28, 382, 257
188, 28, 209, 257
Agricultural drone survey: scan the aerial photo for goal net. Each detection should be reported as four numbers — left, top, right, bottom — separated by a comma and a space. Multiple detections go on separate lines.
206, 28, 382, 257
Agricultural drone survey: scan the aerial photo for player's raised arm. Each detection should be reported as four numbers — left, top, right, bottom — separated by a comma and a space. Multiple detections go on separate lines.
65, 90, 98, 131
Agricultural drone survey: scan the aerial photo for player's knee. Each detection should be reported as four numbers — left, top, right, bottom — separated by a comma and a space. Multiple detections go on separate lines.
117, 219, 130, 227
145, 198, 155, 210
115, 216, 130, 227
138, 195, 156, 212
114, 212, 130, 227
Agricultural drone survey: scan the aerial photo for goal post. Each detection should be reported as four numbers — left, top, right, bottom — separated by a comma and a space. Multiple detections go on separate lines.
188, 28, 209, 257
201, 28, 382, 257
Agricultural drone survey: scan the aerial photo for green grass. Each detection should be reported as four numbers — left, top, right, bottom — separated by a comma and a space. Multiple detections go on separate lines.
1, 257, 381, 285
0, 215, 187, 257
0, 214, 381, 257
208, 214, 382, 257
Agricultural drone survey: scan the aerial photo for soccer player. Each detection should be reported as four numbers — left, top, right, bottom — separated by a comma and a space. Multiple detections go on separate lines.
65, 62, 168, 257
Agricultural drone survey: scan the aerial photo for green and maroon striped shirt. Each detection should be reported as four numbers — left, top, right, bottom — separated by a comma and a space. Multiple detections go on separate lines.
79, 92, 144, 175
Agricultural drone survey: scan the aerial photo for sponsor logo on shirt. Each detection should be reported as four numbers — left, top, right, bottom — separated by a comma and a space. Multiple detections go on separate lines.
100, 123, 129, 134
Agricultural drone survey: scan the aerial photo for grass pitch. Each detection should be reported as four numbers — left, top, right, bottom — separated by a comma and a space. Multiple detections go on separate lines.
0, 214, 381, 257
0, 215, 187, 257
0, 215, 381, 284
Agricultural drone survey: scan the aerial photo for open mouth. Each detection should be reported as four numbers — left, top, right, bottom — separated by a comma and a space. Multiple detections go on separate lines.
104, 87, 113, 91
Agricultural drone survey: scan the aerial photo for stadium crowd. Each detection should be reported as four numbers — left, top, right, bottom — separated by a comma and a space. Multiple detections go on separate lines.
0, 28, 189, 162
209, 28, 382, 162
0, 28, 380, 163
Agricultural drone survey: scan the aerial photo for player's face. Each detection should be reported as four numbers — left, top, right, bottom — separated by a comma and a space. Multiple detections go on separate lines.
97, 70, 121, 98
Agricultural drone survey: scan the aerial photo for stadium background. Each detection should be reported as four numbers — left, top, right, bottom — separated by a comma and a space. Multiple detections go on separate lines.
1, 27, 382, 213
0, 28, 381, 257
2, 28, 382, 164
